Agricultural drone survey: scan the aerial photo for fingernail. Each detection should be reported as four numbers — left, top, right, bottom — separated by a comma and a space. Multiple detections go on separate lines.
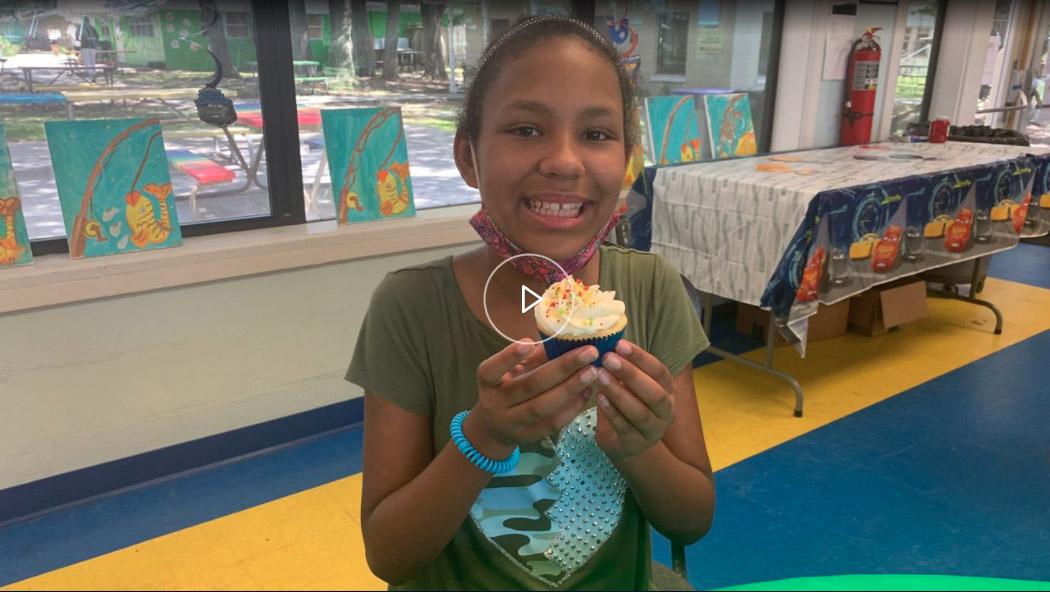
580, 348, 599, 364
581, 367, 598, 383
616, 340, 631, 355
516, 341, 533, 355
597, 368, 612, 386
603, 353, 621, 370
598, 394, 610, 407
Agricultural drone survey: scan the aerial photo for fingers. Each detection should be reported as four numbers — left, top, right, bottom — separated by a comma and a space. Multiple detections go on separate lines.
517, 385, 593, 442
599, 349, 674, 421
510, 362, 598, 422
477, 339, 538, 388
610, 340, 675, 393
503, 345, 599, 406
515, 343, 550, 375
596, 391, 638, 440
595, 366, 658, 429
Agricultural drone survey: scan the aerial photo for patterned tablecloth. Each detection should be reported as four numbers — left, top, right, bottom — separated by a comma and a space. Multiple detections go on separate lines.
630, 141, 1050, 351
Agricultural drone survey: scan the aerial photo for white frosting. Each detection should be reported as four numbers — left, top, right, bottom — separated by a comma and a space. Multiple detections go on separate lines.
534, 276, 626, 338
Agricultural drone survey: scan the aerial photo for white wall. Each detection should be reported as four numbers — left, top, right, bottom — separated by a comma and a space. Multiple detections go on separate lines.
927, 0, 996, 126
0, 243, 475, 491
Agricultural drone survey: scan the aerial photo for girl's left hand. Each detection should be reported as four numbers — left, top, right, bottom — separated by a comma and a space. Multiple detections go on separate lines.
593, 339, 676, 461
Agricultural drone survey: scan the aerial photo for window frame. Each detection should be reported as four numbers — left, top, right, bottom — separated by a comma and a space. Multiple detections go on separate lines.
126, 15, 154, 38
306, 14, 324, 40
224, 11, 251, 39
655, 12, 690, 76
31, 1, 305, 257
26, 0, 779, 258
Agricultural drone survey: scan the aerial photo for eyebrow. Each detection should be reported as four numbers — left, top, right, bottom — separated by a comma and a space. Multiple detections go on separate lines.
504, 101, 619, 120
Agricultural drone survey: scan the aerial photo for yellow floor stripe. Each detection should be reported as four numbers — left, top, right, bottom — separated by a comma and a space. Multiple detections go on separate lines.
6, 277, 1049, 591
701, 277, 1050, 470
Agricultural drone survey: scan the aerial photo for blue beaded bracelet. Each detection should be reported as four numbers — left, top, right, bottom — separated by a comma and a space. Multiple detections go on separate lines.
450, 410, 520, 475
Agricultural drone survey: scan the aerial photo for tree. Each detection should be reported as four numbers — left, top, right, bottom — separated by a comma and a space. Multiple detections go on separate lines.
382, 0, 400, 81
199, 0, 239, 79
288, 0, 310, 61
328, 0, 355, 69
420, 1, 447, 80
349, 0, 375, 77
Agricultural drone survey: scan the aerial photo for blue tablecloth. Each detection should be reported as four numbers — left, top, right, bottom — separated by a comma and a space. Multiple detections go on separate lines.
626, 142, 1050, 347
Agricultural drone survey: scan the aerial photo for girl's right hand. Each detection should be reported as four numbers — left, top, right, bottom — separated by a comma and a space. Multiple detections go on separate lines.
463, 339, 599, 459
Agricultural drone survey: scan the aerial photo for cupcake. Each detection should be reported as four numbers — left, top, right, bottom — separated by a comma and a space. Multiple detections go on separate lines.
535, 276, 628, 366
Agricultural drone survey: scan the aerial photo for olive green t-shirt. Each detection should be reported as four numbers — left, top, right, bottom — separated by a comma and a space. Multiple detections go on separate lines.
346, 245, 709, 590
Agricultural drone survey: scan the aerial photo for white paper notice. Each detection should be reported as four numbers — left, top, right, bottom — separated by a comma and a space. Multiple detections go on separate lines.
822, 17, 855, 81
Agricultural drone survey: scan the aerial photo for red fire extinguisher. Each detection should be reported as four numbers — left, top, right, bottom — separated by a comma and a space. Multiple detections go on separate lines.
841, 27, 882, 146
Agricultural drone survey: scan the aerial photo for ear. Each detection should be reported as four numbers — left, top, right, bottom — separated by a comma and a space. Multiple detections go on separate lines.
453, 130, 479, 189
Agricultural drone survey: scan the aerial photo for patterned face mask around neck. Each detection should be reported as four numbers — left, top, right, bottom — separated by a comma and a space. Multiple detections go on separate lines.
468, 207, 620, 284
466, 141, 620, 285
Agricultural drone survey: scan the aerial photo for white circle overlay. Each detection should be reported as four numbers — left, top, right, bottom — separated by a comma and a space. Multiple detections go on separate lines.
482, 253, 577, 345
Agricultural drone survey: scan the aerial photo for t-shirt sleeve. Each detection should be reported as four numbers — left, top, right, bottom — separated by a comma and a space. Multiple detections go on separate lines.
345, 271, 433, 416
647, 255, 710, 377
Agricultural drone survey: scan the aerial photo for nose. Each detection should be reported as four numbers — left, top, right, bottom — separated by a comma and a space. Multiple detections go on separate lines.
537, 131, 584, 180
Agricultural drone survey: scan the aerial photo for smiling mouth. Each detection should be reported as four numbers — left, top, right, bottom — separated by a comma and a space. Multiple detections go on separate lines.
524, 198, 588, 218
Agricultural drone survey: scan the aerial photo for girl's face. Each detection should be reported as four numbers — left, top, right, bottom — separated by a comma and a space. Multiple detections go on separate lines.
455, 36, 628, 261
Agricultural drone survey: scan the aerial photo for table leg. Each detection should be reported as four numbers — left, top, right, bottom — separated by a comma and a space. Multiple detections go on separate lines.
925, 255, 1003, 335
24, 71, 32, 93
699, 292, 806, 417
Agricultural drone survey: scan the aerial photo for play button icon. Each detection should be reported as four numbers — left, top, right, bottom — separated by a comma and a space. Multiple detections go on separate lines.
521, 285, 542, 314
482, 253, 575, 344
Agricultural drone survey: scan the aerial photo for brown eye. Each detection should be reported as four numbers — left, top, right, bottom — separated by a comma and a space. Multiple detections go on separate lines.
511, 126, 540, 137
585, 130, 612, 141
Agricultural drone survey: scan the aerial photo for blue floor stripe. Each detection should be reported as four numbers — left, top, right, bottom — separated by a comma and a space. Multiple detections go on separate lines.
990, 243, 1050, 289
651, 329, 1050, 589
0, 427, 363, 586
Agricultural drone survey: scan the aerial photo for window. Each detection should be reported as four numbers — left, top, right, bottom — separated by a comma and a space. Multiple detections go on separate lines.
597, 0, 782, 156
291, 1, 570, 223
307, 15, 325, 40
225, 12, 250, 39
127, 15, 154, 38
975, 0, 1017, 128
8, 1, 277, 257
656, 13, 689, 76
891, 0, 941, 137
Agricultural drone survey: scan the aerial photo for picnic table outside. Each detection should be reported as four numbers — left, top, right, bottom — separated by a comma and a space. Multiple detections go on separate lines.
20, 62, 115, 92
62, 87, 239, 120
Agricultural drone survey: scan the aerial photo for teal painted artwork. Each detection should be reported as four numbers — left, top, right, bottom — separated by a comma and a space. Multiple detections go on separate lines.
643, 95, 703, 166
321, 107, 415, 224
704, 93, 757, 159
45, 118, 181, 259
0, 123, 33, 268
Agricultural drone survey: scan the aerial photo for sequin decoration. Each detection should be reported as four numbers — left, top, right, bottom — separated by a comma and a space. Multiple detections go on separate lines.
543, 407, 627, 575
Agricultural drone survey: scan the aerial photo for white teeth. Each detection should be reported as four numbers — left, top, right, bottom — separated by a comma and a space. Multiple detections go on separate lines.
527, 199, 584, 218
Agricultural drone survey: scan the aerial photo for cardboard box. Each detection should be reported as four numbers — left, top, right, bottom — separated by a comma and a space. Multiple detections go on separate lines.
736, 299, 850, 346
847, 278, 928, 336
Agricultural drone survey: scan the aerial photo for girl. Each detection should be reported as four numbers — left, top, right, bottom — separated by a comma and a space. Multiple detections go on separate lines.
347, 16, 714, 590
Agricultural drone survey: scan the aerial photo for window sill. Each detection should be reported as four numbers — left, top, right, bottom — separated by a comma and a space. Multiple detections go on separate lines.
650, 74, 687, 83
1, 205, 479, 315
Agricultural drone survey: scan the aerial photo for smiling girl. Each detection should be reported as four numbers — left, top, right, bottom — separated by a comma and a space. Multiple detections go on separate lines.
347, 16, 714, 590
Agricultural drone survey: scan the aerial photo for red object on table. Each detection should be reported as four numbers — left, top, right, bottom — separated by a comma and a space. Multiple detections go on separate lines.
871, 224, 902, 272
945, 209, 974, 252
795, 247, 826, 303
928, 118, 950, 143
237, 106, 321, 129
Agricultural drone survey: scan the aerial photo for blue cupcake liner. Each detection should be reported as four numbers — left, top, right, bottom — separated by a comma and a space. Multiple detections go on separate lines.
540, 328, 625, 367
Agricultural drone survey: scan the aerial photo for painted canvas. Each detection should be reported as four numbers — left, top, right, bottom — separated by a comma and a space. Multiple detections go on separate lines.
704, 93, 757, 159
45, 118, 181, 259
0, 123, 32, 267
322, 107, 415, 224
643, 95, 704, 166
